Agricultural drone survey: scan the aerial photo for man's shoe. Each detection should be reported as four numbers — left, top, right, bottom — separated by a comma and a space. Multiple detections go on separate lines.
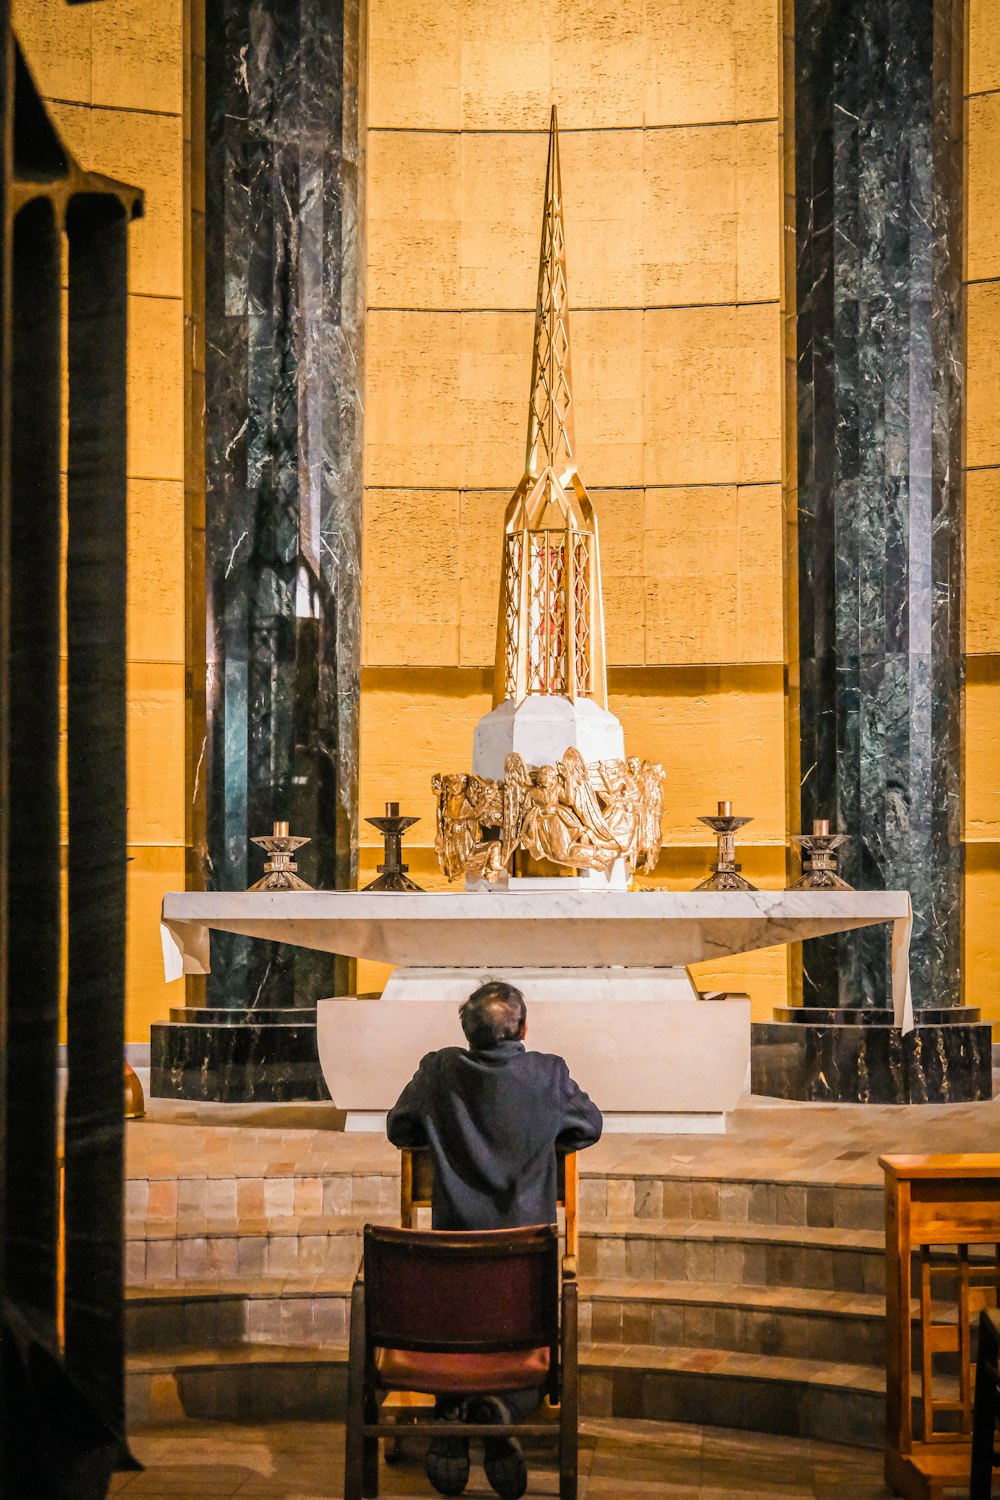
468, 1397, 528, 1500
425, 1402, 470, 1497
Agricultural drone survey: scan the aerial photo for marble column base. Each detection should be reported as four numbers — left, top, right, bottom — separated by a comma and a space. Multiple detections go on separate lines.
751, 1009, 992, 1104
150, 1007, 331, 1103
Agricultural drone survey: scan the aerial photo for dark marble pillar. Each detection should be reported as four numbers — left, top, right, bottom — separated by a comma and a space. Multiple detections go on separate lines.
794, 0, 964, 1013
201, 0, 364, 1012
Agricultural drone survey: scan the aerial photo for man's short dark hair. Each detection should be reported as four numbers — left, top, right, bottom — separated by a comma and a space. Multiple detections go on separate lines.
459, 981, 527, 1050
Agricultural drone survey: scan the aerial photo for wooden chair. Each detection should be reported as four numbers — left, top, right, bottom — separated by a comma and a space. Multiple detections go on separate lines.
970, 1307, 1000, 1498
344, 1222, 578, 1500
399, 1145, 579, 1265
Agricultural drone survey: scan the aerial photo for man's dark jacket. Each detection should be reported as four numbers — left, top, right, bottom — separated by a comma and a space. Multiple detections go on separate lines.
386, 1039, 603, 1231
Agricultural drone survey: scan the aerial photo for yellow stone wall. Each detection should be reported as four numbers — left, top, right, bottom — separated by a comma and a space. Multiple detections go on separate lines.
14, 0, 186, 1043
361, 0, 789, 1010
965, 0, 1000, 1024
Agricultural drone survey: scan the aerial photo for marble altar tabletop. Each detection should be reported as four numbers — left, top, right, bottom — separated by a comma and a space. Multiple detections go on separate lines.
160, 889, 914, 1030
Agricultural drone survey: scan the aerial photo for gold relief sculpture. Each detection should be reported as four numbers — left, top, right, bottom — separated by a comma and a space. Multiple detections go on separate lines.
433, 751, 664, 883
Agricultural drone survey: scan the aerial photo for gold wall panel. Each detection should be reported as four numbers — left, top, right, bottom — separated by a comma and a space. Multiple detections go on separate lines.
967, 468, 1000, 654
360, 666, 493, 846
571, 311, 645, 486
461, 131, 559, 308
596, 488, 646, 667
965, 657, 1000, 843
965, 845, 1000, 1024
12, 0, 92, 101
85, 109, 184, 299
459, 0, 554, 130
368, 0, 461, 129
643, 0, 779, 126
366, 131, 461, 308
607, 665, 787, 842
644, 485, 783, 664
91, 0, 183, 114
365, 310, 463, 486
128, 295, 185, 481
560, 131, 644, 309
363, 490, 462, 666
458, 489, 506, 667
126, 662, 186, 846
642, 304, 782, 486
736, 123, 782, 303
967, 92, 1000, 283
642, 124, 778, 307
459, 311, 533, 487
127, 479, 185, 665
966, 283, 1000, 471
368, 0, 780, 133
969, 0, 1000, 96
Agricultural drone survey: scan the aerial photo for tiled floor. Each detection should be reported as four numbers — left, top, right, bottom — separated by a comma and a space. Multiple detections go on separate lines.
109, 1417, 907, 1498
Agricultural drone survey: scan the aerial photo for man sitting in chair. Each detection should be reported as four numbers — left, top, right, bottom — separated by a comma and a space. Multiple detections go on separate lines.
386, 980, 603, 1500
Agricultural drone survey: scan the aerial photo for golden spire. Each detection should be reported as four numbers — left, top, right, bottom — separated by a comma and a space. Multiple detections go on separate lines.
493, 106, 608, 711
525, 106, 575, 480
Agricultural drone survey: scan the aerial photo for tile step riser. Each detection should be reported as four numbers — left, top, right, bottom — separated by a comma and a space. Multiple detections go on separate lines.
581, 1303, 885, 1366
125, 1363, 881, 1449
127, 1178, 883, 1234
127, 1297, 349, 1353
579, 1242, 884, 1294
579, 1367, 884, 1448
583, 1183, 882, 1233
126, 1236, 363, 1285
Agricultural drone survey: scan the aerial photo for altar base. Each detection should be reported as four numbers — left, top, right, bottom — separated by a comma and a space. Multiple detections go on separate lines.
317, 988, 751, 1134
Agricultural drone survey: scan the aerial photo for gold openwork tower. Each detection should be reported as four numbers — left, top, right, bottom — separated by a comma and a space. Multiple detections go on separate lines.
493, 106, 607, 711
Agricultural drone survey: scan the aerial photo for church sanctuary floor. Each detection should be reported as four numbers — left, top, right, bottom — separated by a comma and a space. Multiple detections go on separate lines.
110, 1416, 900, 1498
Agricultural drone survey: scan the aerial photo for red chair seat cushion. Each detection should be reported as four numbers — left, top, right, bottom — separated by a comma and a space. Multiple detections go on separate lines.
376, 1345, 550, 1395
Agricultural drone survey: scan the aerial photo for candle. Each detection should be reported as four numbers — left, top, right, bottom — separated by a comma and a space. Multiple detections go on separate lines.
386, 801, 399, 818
718, 800, 732, 817
813, 818, 830, 836
273, 820, 289, 839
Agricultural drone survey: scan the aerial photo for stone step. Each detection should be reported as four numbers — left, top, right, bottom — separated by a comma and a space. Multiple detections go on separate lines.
579, 1277, 888, 1366
126, 1276, 354, 1352
126, 1338, 885, 1447
581, 1341, 885, 1447
125, 1213, 391, 1284
127, 1342, 349, 1427
579, 1218, 884, 1293
129, 1271, 892, 1368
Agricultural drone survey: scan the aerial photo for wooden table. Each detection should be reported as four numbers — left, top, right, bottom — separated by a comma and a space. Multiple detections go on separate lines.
881, 1154, 1000, 1499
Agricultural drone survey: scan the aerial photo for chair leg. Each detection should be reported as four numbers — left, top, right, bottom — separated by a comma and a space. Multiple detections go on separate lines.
559, 1279, 579, 1500
362, 1404, 379, 1499
344, 1281, 371, 1500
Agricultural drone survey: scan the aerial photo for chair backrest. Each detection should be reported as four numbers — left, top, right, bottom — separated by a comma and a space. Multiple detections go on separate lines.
363, 1222, 560, 1357
400, 1147, 579, 1262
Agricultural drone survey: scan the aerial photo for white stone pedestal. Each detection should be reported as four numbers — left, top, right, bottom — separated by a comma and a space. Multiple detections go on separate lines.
316, 992, 750, 1135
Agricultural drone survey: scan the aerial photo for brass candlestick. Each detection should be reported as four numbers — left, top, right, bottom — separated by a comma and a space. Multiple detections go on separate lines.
363, 802, 423, 892
695, 800, 758, 891
790, 818, 852, 890
248, 820, 313, 891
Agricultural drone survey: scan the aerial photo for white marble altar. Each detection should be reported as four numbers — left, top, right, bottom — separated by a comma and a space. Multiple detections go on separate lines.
160, 888, 913, 1132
